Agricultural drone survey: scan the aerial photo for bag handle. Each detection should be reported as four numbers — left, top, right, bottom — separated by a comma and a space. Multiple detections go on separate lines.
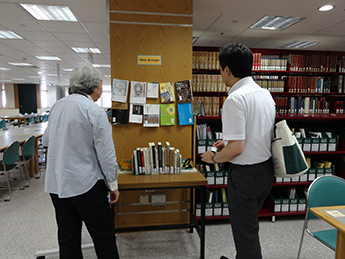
275, 106, 284, 121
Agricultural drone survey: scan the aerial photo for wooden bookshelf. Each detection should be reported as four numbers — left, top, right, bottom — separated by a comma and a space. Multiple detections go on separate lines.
109, 0, 193, 229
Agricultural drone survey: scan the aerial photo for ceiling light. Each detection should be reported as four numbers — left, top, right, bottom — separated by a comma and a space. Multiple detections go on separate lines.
0, 67, 10, 70
280, 41, 319, 49
72, 47, 101, 53
250, 15, 304, 30
62, 68, 73, 72
319, 5, 334, 11
35, 56, 61, 61
89, 48, 101, 53
92, 64, 110, 68
20, 4, 77, 21
28, 76, 40, 78
104, 75, 111, 77
0, 30, 23, 39
8, 62, 34, 66
12, 78, 25, 81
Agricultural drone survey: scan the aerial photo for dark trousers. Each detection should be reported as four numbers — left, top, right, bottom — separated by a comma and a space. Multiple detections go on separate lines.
227, 158, 274, 259
50, 180, 120, 259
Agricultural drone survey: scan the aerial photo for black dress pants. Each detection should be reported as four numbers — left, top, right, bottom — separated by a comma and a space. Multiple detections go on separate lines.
227, 159, 274, 259
50, 180, 120, 259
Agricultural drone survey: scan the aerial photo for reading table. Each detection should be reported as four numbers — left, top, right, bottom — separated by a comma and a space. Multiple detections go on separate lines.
0, 122, 48, 176
309, 205, 345, 259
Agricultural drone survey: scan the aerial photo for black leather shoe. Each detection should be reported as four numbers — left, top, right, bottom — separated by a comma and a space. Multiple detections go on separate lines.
220, 256, 229, 259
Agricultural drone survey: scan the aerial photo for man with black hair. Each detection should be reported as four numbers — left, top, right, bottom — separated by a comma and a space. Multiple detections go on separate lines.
201, 43, 276, 259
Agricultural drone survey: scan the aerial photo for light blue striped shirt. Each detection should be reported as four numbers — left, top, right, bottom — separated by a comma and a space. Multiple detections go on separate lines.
43, 94, 118, 198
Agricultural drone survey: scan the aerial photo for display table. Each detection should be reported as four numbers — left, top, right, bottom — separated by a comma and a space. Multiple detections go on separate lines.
310, 205, 345, 259
115, 172, 207, 259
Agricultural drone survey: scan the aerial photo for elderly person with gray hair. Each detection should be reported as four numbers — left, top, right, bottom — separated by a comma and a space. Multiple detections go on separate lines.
43, 65, 120, 259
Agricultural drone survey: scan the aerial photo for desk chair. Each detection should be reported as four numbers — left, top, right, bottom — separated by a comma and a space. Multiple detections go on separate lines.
297, 175, 345, 258
19, 135, 36, 187
34, 115, 40, 123
28, 116, 34, 125
0, 141, 25, 201
0, 119, 8, 131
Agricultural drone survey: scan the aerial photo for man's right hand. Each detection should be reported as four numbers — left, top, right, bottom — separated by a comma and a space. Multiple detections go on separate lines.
213, 140, 225, 151
109, 190, 120, 204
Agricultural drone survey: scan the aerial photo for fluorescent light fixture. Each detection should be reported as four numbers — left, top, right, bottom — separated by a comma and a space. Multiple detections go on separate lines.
72, 47, 101, 53
92, 64, 110, 68
62, 68, 73, 72
319, 5, 334, 11
0, 67, 10, 70
35, 56, 61, 61
28, 76, 40, 78
8, 62, 34, 66
89, 48, 101, 54
0, 30, 23, 39
12, 78, 25, 81
20, 4, 77, 21
250, 15, 304, 30
47, 74, 62, 77
104, 75, 111, 77
280, 41, 319, 49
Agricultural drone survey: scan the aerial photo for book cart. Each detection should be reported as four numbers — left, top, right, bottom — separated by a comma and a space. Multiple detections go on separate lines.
192, 46, 345, 222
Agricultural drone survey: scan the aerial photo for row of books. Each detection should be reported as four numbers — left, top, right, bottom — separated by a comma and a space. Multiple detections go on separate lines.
193, 97, 220, 117
286, 54, 345, 72
132, 142, 182, 175
112, 103, 193, 126
193, 51, 345, 73
207, 188, 227, 203
112, 79, 193, 104
252, 53, 288, 71
192, 74, 228, 92
286, 76, 332, 93
253, 78, 285, 92
273, 96, 331, 115
192, 51, 220, 70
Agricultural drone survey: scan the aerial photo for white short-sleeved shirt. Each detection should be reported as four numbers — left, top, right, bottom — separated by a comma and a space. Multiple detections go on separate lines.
222, 77, 275, 165
43, 94, 118, 198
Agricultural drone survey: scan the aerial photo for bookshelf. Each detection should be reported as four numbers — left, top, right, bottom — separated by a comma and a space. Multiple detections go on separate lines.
192, 46, 345, 221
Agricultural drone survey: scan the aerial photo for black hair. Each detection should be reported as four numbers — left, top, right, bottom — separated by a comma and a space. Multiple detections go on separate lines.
218, 42, 253, 78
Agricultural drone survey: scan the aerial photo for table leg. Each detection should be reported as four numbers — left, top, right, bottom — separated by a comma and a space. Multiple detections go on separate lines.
189, 188, 194, 233
336, 230, 345, 259
200, 186, 206, 259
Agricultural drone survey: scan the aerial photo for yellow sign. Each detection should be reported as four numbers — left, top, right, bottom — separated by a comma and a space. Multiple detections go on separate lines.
138, 55, 161, 65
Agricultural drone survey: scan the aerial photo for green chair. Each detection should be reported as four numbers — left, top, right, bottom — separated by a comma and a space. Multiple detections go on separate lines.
297, 175, 345, 258
41, 114, 48, 122
0, 141, 25, 201
34, 115, 40, 123
28, 116, 34, 125
19, 135, 36, 187
0, 119, 8, 131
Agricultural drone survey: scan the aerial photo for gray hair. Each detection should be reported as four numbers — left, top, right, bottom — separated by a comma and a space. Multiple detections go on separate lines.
68, 65, 103, 95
